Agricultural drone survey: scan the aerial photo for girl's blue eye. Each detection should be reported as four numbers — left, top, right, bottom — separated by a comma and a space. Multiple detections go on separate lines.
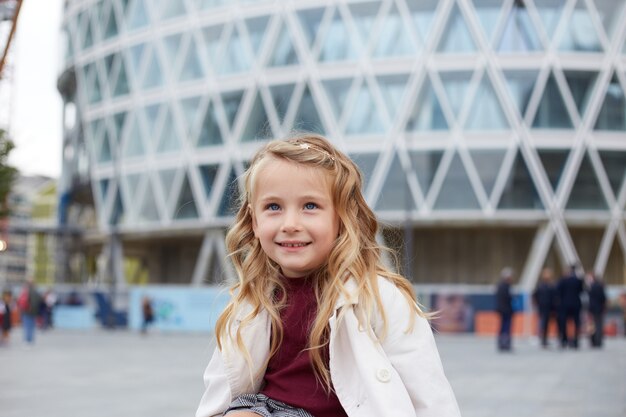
304, 202, 317, 210
267, 203, 280, 211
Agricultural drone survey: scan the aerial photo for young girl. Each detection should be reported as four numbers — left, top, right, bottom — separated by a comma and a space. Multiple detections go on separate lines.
196, 133, 461, 417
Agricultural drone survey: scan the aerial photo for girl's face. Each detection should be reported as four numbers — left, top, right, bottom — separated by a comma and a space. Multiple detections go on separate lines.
251, 158, 339, 278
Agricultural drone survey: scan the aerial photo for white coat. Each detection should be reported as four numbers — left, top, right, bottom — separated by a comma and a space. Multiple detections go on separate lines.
196, 277, 462, 417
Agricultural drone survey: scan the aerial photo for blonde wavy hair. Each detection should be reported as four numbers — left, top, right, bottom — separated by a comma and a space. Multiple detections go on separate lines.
215, 132, 424, 390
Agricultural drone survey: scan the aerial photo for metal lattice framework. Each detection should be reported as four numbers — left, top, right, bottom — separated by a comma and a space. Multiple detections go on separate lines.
60, 0, 626, 287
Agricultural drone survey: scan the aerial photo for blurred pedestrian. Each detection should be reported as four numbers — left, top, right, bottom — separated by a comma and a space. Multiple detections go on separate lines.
1, 290, 14, 345
556, 264, 584, 349
586, 272, 607, 348
41, 289, 58, 330
17, 279, 42, 344
495, 267, 514, 352
533, 268, 557, 348
141, 296, 154, 334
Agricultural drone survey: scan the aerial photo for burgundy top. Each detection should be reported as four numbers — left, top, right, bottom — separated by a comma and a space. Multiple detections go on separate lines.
260, 276, 348, 417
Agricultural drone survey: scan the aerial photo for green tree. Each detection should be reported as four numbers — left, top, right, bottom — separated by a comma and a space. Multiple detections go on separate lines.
0, 128, 18, 217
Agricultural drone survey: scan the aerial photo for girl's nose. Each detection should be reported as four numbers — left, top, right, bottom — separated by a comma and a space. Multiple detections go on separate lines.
281, 211, 301, 232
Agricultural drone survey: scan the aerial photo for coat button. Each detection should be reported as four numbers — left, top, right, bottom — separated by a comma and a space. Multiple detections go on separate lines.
376, 368, 391, 382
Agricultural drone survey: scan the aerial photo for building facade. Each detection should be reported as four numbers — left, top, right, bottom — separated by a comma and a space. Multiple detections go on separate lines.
58, 0, 626, 291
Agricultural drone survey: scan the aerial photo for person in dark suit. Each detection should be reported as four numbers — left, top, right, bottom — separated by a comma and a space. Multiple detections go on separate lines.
586, 272, 607, 348
557, 264, 584, 348
495, 267, 514, 351
533, 268, 557, 348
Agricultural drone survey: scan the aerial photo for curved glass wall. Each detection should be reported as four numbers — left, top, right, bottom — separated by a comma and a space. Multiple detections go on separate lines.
61, 0, 626, 284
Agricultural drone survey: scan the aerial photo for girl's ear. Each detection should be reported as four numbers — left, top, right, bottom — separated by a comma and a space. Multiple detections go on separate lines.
250, 204, 258, 237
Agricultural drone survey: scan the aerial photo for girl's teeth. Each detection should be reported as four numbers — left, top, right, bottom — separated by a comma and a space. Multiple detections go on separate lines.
283, 243, 306, 247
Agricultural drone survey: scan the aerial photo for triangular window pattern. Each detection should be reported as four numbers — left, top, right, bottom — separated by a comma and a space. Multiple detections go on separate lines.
534, 0, 566, 40
377, 74, 411, 122
469, 149, 507, 197
126, 0, 150, 31
564, 70, 598, 118
593, 0, 626, 38
156, 109, 181, 153
498, 151, 543, 209
158, 168, 178, 203
537, 149, 570, 192
221, 25, 252, 74
497, 3, 542, 52
122, 173, 142, 208
292, 85, 325, 134
566, 153, 608, 210
269, 21, 299, 67
113, 112, 127, 145
374, 4, 417, 58
198, 164, 220, 200
98, 178, 111, 204
598, 151, 626, 199
434, 153, 481, 210
409, 150, 443, 197
198, 102, 223, 147
221, 90, 244, 133
103, 1, 119, 40
345, 82, 385, 135
375, 153, 416, 211
440, 71, 473, 121
87, 63, 103, 104
81, 11, 94, 50
269, 83, 296, 124
473, 0, 504, 43
348, 1, 380, 46
594, 73, 626, 131
98, 130, 113, 163
162, 33, 183, 68
109, 188, 124, 226
123, 114, 146, 159
241, 92, 272, 142
322, 78, 353, 123
465, 75, 509, 130
87, 119, 104, 160
532, 73, 574, 128
297, 8, 325, 48
319, 9, 361, 62
179, 37, 205, 81
174, 174, 199, 220
218, 168, 240, 217
143, 103, 163, 141
245, 16, 270, 58
128, 42, 146, 74
349, 153, 378, 192
406, 77, 448, 131
113, 58, 130, 97
558, 0, 603, 52
142, 48, 164, 90
503, 70, 539, 118
405, 0, 438, 42
138, 180, 160, 223
180, 96, 202, 140
158, 0, 186, 21
202, 24, 225, 71
103, 53, 118, 95
436, 4, 477, 53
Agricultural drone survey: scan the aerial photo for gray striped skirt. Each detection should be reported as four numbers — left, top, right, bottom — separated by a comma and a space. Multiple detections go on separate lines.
223, 393, 314, 417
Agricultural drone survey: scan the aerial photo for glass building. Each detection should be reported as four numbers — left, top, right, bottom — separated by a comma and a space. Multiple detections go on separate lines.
57, 0, 626, 290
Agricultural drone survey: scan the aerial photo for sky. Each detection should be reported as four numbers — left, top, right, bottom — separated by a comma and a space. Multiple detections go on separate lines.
5, 0, 63, 179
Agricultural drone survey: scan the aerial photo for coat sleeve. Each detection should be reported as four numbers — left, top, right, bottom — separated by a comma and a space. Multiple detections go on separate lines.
375, 280, 462, 417
195, 346, 233, 417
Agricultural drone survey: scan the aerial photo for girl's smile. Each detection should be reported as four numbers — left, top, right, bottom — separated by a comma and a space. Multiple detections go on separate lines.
251, 158, 339, 278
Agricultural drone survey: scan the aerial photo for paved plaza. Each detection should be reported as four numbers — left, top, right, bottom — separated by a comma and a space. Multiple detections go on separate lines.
1, 328, 625, 417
